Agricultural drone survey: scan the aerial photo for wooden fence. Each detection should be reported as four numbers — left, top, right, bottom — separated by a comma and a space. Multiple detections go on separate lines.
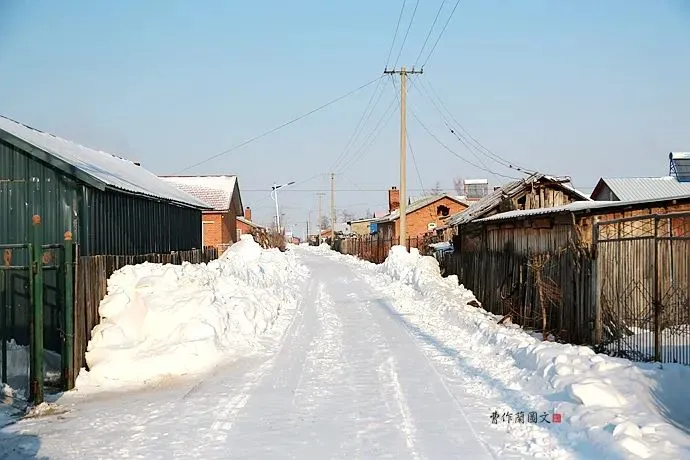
336, 234, 439, 264
72, 247, 218, 377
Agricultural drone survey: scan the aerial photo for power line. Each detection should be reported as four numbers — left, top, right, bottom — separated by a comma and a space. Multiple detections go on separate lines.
385, 0, 408, 69
177, 76, 382, 173
392, 0, 420, 70
413, 0, 447, 68
420, 0, 462, 69
330, 78, 388, 172
336, 84, 399, 173
423, 78, 536, 174
407, 130, 426, 195
408, 105, 520, 179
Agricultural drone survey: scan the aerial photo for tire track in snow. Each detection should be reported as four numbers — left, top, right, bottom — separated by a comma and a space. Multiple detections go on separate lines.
378, 356, 422, 460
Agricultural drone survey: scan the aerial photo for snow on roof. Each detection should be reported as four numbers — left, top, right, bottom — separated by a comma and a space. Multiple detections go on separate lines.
237, 216, 264, 229
377, 194, 469, 222
594, 177, 690, 202
474, 193, 690, 223
464, 178, 489, 185
446, 173, 590, 227
0, 115, 210, 209
160, 175, 242, 215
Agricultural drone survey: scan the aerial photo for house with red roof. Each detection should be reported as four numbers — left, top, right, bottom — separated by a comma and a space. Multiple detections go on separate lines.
160, 175, 243, 252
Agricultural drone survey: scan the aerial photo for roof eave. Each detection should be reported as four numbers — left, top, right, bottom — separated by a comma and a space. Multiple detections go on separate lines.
0, 128, 107, 191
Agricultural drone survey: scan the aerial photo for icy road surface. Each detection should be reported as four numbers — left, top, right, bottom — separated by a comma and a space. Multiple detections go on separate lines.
3, 246, 684, 459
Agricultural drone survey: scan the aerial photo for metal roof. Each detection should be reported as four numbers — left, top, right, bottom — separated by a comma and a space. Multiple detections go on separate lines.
593, 177, 690, 201
446, 173, 590, 227
160, 175, 243, 215
0, 115, 210, 209
377, 194, 469, 222
474, 193, 690, 223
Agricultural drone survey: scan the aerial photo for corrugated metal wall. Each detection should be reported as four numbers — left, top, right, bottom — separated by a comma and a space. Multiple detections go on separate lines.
1, 139, 202, 255
82, 188, 202, 256
1, 139, 78, 247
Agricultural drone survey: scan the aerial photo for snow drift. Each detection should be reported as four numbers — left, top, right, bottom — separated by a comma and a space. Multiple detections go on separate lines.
77, 235, 304, 389
320, 245, 690, 459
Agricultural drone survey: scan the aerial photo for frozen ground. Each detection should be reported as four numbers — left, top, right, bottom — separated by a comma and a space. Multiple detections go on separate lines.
0, 243, 689, 459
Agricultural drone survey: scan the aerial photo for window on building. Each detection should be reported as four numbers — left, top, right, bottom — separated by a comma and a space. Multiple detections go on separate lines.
436, 205, 450, 217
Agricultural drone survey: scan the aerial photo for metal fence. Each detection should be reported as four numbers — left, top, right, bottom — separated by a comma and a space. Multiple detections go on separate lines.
594, 212, 690, 364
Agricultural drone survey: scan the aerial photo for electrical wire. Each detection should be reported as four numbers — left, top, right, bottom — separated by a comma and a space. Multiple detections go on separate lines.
336, 84, 399, 173
330, 78, 388, 172
423, 78, 536, 174
392, 0, 420, 70
177, 76, 382, 173
413, 0, 447, 68
385, 0, 408, 69
408, 105, 520, 179
420, 0, 462, 69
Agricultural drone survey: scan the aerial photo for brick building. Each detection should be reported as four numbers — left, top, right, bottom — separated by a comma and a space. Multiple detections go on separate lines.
376, 186, 469, 241
237, 206, 264, 237
160, 175, 243, 252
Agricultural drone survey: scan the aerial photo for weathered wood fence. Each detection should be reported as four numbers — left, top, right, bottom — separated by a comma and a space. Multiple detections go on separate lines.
336, 234, 439, 264
72, 247, 218, 381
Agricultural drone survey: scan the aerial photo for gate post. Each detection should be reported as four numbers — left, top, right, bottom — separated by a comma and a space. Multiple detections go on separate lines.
30, 215, 44, 404
63, 231, 74, 389
653, 216, 661, 362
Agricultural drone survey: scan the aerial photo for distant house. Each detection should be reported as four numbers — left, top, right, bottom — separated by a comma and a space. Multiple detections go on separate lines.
347, 212, 387, 236
160, 175, 243, 252
376, 186, 470, 241
236, 206, 264, 238
591, 153, 690, 201
446, 173, 590, 230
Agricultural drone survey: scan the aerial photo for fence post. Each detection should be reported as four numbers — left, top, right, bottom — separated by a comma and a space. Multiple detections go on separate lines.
30, 215, 44, 404
63, 231, 74, 390
653, 217, 661, 362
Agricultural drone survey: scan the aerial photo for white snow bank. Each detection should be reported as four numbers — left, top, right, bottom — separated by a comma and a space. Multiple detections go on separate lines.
76, 235, 305, 390
328, 245, 690, 459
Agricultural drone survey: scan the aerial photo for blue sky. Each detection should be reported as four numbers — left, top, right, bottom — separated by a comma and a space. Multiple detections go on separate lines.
1, 1, 689, 236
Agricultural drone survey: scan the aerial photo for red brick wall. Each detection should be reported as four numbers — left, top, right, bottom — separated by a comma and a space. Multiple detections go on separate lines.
202, 211, 236, 249
396, 198, 469, 238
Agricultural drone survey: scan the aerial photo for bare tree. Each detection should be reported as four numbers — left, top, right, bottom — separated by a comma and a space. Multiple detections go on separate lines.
319, 215, 329, 230
430, 181, 443, 195
340, 209, 356, 223
453, 177, 465, 195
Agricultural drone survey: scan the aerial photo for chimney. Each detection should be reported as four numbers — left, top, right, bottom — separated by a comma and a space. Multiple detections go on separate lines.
244, 206, 252, 221
388, 186, 400, 213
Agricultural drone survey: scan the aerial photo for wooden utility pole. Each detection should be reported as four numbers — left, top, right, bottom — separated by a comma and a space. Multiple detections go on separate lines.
330, 173, 336, 235
384, 66, 422, 247
316, 192, 325, 241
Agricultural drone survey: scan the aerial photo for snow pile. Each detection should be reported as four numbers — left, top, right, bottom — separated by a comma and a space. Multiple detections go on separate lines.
77, 235, 305, 390
368, 246, 690, 459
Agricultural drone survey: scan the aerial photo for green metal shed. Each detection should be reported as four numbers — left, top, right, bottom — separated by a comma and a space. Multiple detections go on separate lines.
0, 115, 211, 397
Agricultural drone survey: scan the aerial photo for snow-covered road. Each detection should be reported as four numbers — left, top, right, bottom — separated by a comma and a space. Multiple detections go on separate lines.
1, 245, 690, 459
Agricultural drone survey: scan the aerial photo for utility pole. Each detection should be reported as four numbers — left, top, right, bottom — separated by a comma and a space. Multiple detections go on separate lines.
384, 66, 423, 247
316, 192, 325, 241
330, 173, 336, 235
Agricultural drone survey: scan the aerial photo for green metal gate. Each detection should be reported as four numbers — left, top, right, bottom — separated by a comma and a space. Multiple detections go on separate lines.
0, 216, 73, 404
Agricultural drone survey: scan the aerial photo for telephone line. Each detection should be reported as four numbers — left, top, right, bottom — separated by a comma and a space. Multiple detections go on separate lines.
177, 76, 382, 173
420, 0, 462, 69
413, 0, 447, 68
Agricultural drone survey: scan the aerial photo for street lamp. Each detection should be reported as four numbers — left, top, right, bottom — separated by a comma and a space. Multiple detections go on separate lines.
270, 181, 295, 232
